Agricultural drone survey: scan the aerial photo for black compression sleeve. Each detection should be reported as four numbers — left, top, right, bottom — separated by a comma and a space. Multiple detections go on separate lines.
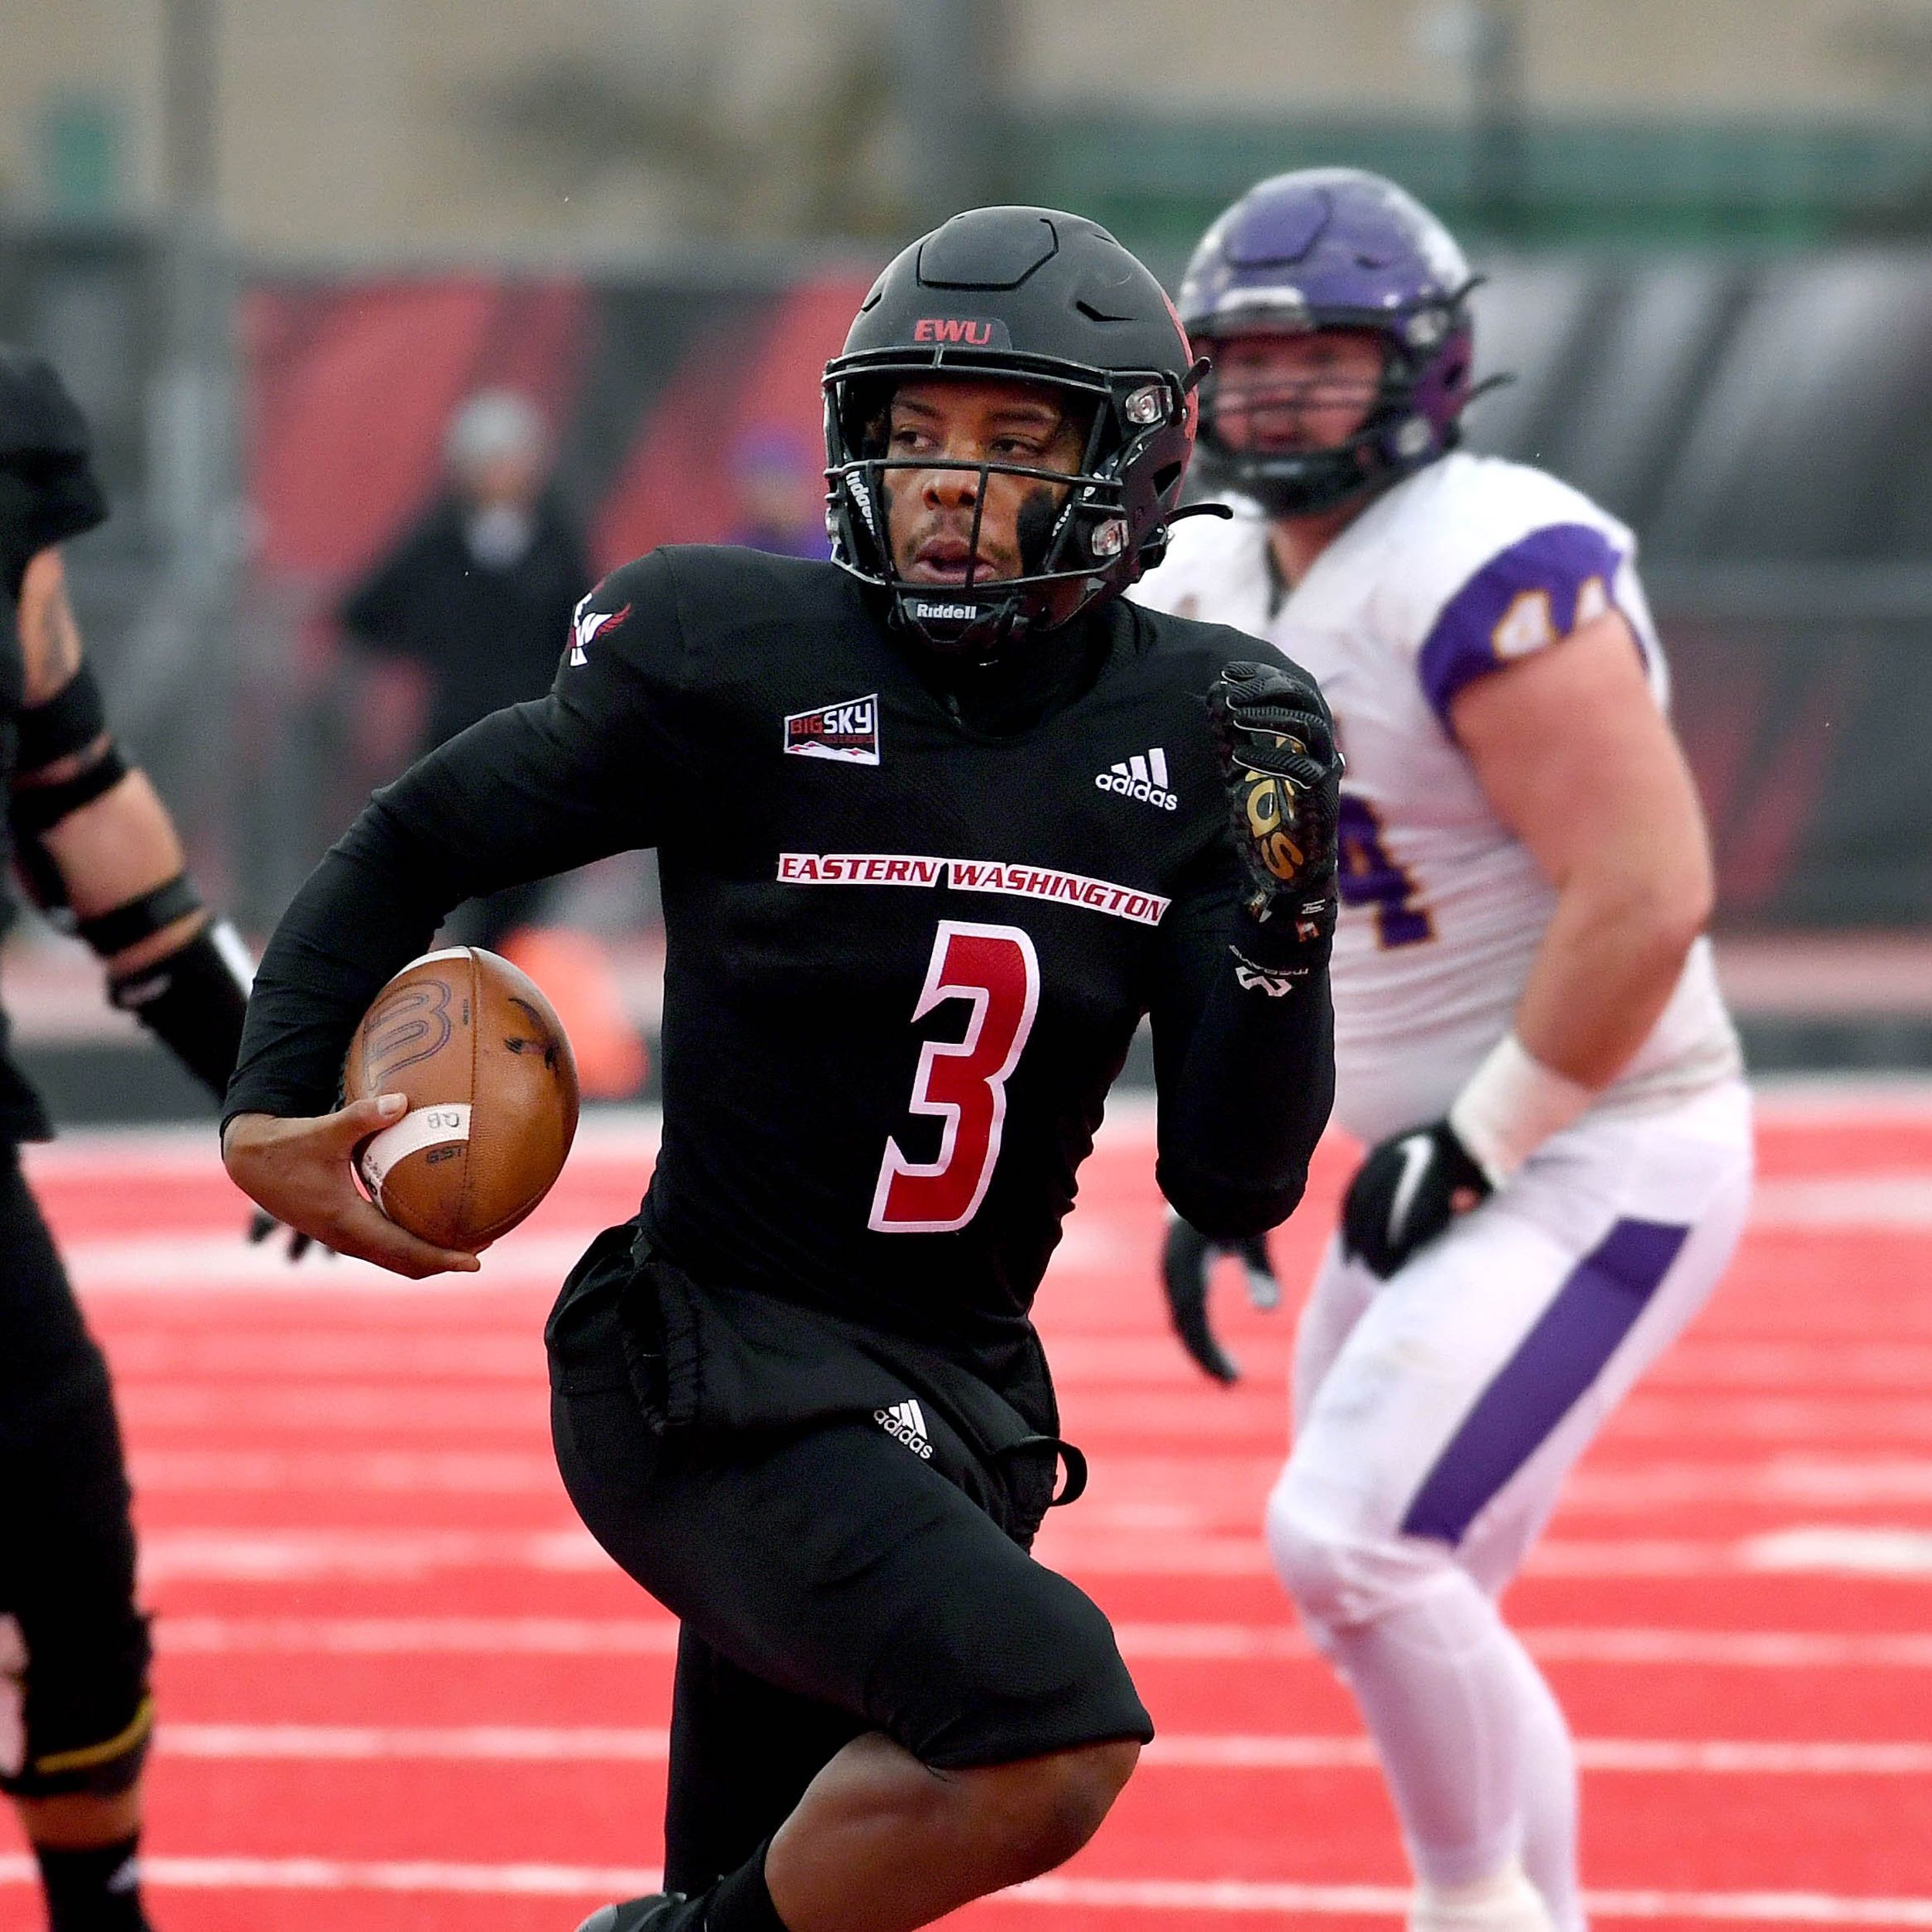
1149, 873, 1336, 1240
1156, 951, 1334, 1238
223, 692, 665, 1131
110, 919, 250, 1101
220, 818, 448, 1128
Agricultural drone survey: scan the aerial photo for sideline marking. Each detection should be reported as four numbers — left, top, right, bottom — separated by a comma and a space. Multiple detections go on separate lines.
3, 1858, 1932, 1923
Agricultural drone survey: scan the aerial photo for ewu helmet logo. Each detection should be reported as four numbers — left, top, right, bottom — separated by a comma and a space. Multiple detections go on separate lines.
785, 694, 880, 766
1096, 748, 1178, 811
570, 592, 631, 666
912, 318, 1013, 349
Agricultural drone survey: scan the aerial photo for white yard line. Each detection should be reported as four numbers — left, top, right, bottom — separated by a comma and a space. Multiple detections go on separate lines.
136, 1528, 611, 1583
134, 1723, 1932, 1776
100, 1342, 1932, 1390
151, 1615, 1932, 1670
1019, 1876, 1932, 1926
128, 1449, 1932, 1509
129, 1523, 1932, 1584
157, 1615, 684, 1656
130, 1449, 565, 1493
1141, 1735, 1932, 1775
2, 1857, 1930, 1924
1116, 1623, 1932, 1670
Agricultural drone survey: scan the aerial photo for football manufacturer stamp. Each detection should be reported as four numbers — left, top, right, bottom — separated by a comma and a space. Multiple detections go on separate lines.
784, 695, 880, 766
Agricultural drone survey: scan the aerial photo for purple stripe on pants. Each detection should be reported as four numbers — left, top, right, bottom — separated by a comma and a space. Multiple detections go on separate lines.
1399, 1217, 1690, 1545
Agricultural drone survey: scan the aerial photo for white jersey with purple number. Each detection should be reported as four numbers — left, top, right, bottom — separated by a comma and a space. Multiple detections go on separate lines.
1136, 451, 1741, 1144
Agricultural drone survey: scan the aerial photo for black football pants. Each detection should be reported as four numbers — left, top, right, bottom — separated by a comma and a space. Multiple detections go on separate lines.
547, 1264, 1150, 1891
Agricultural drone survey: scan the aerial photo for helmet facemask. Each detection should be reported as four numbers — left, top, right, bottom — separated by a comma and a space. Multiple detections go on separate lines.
1193, 302, 1475, 519
825, 355, 1196, 658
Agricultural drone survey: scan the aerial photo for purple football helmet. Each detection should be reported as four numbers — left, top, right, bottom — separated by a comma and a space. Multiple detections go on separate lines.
1177, 168, 1477, 516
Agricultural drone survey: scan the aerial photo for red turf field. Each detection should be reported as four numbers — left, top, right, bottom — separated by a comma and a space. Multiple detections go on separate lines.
2, 1087, 1930, 1932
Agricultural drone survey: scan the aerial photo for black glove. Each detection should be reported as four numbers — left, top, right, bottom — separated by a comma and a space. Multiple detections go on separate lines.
1340, 1119, 1494, 1280
1206, 661, 1342, 953
247, 1206, 330, 1263
1162, 1216, 1284, 1384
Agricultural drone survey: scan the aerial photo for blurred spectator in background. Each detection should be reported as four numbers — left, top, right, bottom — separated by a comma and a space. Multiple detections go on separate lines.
725, 425, 832, 560
338, 389, 645, 1097
338, 388, 590, 949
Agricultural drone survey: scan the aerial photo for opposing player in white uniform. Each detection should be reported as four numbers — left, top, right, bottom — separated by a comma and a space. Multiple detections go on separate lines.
1137, 170, 1751, 1932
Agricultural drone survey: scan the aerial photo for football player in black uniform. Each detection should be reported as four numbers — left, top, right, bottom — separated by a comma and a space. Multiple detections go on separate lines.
222, 208, 1341, 1932
0, 347, 257, 1932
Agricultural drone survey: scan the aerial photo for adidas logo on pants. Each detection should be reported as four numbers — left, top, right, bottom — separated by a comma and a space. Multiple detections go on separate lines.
874, 1397, 934, 1459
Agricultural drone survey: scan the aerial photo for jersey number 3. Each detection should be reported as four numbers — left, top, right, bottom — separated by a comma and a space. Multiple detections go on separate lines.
870, 921, 1041, 1234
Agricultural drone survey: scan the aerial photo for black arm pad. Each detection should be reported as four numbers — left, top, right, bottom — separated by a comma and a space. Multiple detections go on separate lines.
77, 872, 202, 957
10, 740, 129, 837
107, 918, 253, 1101
15, 664, 107, 770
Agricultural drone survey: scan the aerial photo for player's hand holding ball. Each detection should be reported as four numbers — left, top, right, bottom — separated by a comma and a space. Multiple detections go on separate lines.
1208, 660, 1342, 960
223, 947, 579, 1278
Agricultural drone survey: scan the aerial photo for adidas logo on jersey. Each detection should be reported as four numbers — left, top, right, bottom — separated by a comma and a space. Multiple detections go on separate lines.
1097, 748, 1177, 811
874, 1396, 934, 1460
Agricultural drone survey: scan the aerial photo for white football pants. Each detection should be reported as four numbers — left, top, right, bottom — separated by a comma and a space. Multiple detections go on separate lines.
1267, 1080, 1753, 1932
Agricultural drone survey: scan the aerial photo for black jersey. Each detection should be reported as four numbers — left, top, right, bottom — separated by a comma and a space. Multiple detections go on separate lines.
226, 546, 1333, 1374
0, 349, 113, 1142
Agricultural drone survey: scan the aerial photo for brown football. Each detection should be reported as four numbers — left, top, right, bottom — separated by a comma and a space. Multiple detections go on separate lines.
342, 947, 580, 1249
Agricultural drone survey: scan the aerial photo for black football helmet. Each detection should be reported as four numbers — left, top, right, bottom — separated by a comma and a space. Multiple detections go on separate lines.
1178, 170, 1479, 518
824, 206, 1202, 657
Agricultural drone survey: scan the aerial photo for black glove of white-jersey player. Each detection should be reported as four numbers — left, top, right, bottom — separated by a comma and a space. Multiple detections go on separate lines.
1207, 661, 1342, 968
1162, 1216, 1283, 1385
1340, 1119, 1493, 1280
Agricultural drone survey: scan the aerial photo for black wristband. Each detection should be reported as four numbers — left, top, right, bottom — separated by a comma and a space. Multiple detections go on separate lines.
108, 919, 252, 1102
77, 872, 202, 957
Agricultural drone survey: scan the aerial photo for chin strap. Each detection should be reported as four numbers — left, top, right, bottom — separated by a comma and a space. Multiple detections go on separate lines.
891, 586, 1028, 661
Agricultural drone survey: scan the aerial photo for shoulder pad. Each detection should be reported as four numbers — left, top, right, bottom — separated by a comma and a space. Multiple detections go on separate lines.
0, 346, 92, 464
0, 348, 109, 563
1376, 456, 1631, 649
